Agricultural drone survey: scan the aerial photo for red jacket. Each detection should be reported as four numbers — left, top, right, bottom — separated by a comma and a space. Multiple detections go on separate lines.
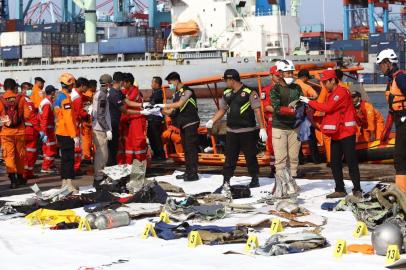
261, 83, 273, 121
24, 96, 40, 134
71, 89, 89, 136
39, 97, 55, 133
127, 86, 144, 120
308, 85, 357, 140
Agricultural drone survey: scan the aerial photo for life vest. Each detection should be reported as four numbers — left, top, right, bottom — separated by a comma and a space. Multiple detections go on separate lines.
320, 86, 357, 139
385, 70, 406, 112
223, 86, 256, 129
172, 86, 199, 128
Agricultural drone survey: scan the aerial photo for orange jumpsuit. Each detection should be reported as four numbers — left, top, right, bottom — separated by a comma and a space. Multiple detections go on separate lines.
39, 97, 57, 171
117, 88, 130, 164
313, 86, 331, 162
355, 101, 385, 142
125, 86, 147, 164
30, 85, 44, 109
71, 89, 89, 171
81, 90, 94, 161
0, 91, 30, 174
374, 107, 385, 140
23, 96, 40, 179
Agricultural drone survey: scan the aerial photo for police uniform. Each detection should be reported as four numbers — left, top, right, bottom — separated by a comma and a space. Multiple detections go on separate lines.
171, 85, 200, 179
220, 85, 261, 184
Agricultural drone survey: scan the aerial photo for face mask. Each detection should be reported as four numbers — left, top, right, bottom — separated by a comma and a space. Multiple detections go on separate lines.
169, 83, 176, 91
284, 77, 294, 85
354, 101, 361, 108
26, 89, 33, 97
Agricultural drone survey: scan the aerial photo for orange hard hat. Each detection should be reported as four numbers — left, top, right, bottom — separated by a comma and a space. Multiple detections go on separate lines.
59, 73, 76, 86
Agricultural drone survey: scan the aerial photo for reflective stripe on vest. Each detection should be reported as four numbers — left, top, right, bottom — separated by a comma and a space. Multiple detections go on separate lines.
345, 121, 356, 127
323, 125, 337, 130
46, 141, 57, 146
26, 147, 37, 153
125, 149, 147, 155
180, 98, 197, 112
44, 156, 55, 160
24, 166, 34, 170
240, 101, 251, 114
25, 122, 33, 127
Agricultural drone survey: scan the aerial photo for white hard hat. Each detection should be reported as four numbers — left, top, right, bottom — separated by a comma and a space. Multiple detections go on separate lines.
276, 60, 295, 72
376, 49, 398, 64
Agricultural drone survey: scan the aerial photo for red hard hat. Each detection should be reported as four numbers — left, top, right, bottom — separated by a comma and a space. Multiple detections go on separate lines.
269, 66, 280, 76
319, 69, 337, 82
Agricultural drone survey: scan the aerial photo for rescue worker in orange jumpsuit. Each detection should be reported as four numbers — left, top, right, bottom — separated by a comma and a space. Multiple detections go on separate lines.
376, 49, 406, 192
301, 69, 362, 199
261, 66, 280, 176
122, 73, 147, 164
55, 73, 79, 193
352, 91, 385, 142
31, 77, 45, 109
0, 79, 30, 188
71, 77, 90, 173
81, 79, 97, 162
21, 82, 40, 179
39, 85, 58, 173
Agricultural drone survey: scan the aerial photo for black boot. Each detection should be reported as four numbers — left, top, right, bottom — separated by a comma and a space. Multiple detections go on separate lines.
176, 173, 186, 180
248, 176, 260, 188
17, 174, 27, 186
9, 173, 18, 189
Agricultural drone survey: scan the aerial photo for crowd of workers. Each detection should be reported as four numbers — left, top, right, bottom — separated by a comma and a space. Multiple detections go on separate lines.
0, 48, 404, 198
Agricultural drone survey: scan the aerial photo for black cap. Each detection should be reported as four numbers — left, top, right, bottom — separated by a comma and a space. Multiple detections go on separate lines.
298, 69, 312, 79
45, 85, 57, 95
351, 91, 361, 98
165, 72, 181, 81
223, 69, 240, 81
34, 77, 45, 83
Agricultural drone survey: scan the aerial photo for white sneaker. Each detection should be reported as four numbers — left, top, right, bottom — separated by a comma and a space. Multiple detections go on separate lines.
63, 179, 79, 194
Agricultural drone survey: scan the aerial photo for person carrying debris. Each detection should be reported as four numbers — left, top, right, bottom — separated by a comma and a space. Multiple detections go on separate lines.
206, 69, 267, 193
300, 69, 362, 199
92, 74, 113, 190
155, 72, 200, 182
376, 49, 406, 193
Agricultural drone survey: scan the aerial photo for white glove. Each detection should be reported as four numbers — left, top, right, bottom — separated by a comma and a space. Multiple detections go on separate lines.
205, 119, 214, 129
73, 137, 80, 147
299, 96, 310, 104
106, 130, 113, 141
154, 104, 166, 109
259, 128, 268, 143
140, 110, 151, 116
143, 102, 150, 108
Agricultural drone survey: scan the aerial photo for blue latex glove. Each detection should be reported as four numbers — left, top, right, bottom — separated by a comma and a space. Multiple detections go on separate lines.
39, 132, 48, 143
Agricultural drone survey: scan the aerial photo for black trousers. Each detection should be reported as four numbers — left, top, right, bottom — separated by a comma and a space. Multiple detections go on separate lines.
330, 135, 361, 192
148, 120, 165, 158
223, 130, 259, 182
107, 126, 119, 166
309, 126, 321, 163
180, 123, 199, 175
394, 119, 406, 174
56, 135, 75, 180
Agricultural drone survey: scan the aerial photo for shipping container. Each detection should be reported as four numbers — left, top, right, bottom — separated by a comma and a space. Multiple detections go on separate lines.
5, 19, 23, 32
341, 50, 368, 63
98, 37, 146, 54
368, 32, 396, 44
1, 46, 22, 60
41, 23, 61, 33
23, 32, 52, 45
0, 32, 23, 47
104, 26, 130, 39
69, 45, 79, 56
329, 40, 367, 51
51, 45, 62, 58
22, 45, 52, 58
146, 36, 155, 52
79, 42, 99, 55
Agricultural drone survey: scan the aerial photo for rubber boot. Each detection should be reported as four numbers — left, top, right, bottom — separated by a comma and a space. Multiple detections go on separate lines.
395, 175, 406, 193
248, 176, 260, 188
17, 174, 27, 186
8, 173, 18, 189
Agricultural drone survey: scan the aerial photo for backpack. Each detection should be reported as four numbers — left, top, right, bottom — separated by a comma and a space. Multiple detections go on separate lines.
0, 94, 23, 128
